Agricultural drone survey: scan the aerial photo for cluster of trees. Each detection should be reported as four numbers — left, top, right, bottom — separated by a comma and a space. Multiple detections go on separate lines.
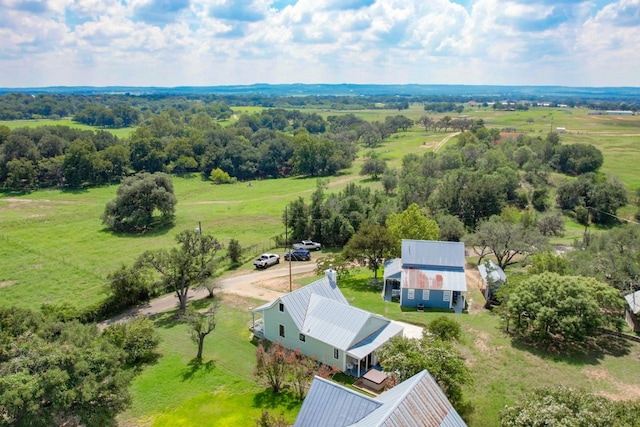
500, 386, 640, 427
423, 102, 465, 113
0, 307, 159, 426
73, 104, 141, 128
416, 115, 475, 132
4, 107, 442, 191
500, 272, 624, 345
378, 317, 471, 412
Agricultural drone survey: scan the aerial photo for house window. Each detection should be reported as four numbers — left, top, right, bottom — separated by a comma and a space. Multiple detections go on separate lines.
422, 289, 430, 301
443, 291, 451, 302
278, 302, 284, 312
279, 324, 285, 338
334, 348, 339, 359
407, 289, 415, 300
299, 333, 305, 342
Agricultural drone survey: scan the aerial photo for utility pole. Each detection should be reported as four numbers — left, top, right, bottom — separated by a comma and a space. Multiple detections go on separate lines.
285, 206, 292, 292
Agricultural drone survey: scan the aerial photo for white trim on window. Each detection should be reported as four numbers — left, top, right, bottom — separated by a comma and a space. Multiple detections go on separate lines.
422, 289, 430, 300
407, 288, 415, 300
443, 290, 451, 302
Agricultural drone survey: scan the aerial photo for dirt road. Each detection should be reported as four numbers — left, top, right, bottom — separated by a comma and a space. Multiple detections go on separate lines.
98, 262, 318, 330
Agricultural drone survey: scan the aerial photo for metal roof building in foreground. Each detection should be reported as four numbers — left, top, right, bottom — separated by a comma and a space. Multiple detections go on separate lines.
294, 370, 467, 427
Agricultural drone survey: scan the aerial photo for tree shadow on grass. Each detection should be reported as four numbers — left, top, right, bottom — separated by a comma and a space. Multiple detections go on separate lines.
252, 388, 300, 411
151, 310, 184, 329
338, 274, 380, 294
98, 221, 175, 238
181, 358, 216, 382
508, 332, 632, 366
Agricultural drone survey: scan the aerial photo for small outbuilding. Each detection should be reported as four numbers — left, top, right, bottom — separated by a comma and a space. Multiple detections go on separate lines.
478, 260, 506, 305
624, 290, 640, 332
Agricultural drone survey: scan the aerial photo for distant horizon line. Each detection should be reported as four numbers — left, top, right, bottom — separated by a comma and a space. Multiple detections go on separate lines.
2, 83, 640, 89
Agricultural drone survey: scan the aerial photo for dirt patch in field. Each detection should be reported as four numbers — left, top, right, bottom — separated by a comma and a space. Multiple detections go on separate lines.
0, 280, 17, 288
221, 271, 317, 303
583, 367, 640, 401
218, 293, 260, 311
464, 266, 486, 315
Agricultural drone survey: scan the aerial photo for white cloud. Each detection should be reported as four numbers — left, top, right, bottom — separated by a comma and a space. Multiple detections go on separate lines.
0, 0, 637, 86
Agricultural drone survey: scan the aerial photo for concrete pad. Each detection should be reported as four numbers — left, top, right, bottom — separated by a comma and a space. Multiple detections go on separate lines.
393, 321, 424, 339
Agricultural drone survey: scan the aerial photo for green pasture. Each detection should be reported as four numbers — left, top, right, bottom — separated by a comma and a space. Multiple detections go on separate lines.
0, 174, 367, 311
0, 118, 136, 139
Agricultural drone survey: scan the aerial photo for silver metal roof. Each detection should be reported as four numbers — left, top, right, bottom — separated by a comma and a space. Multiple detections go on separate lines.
401, 240, 465, 269
348, 321, 404, 360
625, 290, 640, 315
294, 370, 467, 427
384, 258, 403, 279
252, 276, 348, 330
353, 370, 467, 427
294, 376, 381, 427
478, 260, 506, 284
303, 294, 404, 352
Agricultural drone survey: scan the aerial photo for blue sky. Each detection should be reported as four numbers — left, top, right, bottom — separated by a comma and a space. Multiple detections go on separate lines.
0, 0, 638, 87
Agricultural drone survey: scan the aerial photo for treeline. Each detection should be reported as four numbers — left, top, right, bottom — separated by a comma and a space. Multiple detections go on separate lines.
1, 92, 636, 124
1, 108, 421, 191
285, 122, 625, 255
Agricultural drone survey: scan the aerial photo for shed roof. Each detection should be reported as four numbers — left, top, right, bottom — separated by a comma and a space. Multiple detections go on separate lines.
294, 370, 467, 427
402, 269, 467, 292
383, 258, 402, 279
401, 240, 465, 269
625, 290, 640, 315
478, 260, 507, 284
347, 321, 404, 359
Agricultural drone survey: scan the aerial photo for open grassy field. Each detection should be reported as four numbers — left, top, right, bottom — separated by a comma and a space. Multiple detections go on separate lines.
0, 173, 367, 311
0, 118, 136, 139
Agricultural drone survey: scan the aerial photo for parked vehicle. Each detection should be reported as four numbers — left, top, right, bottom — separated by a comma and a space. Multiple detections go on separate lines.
292, 240, 322, 251
284, 249, 311, 261
253, 253, 280, 269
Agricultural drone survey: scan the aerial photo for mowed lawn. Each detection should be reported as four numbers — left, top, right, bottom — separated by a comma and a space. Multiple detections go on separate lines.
119, 296, 301, 427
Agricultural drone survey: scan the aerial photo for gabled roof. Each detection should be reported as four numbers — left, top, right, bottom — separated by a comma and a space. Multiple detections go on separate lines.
253, 276, 348, 330
478, 260, 507, 284
294, 370, 467, 427
303, 294, 393, 351
625, 290, 640, 315
294, 376, 381, 427
253, 274, 402, 353
401, 240, 465, 269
